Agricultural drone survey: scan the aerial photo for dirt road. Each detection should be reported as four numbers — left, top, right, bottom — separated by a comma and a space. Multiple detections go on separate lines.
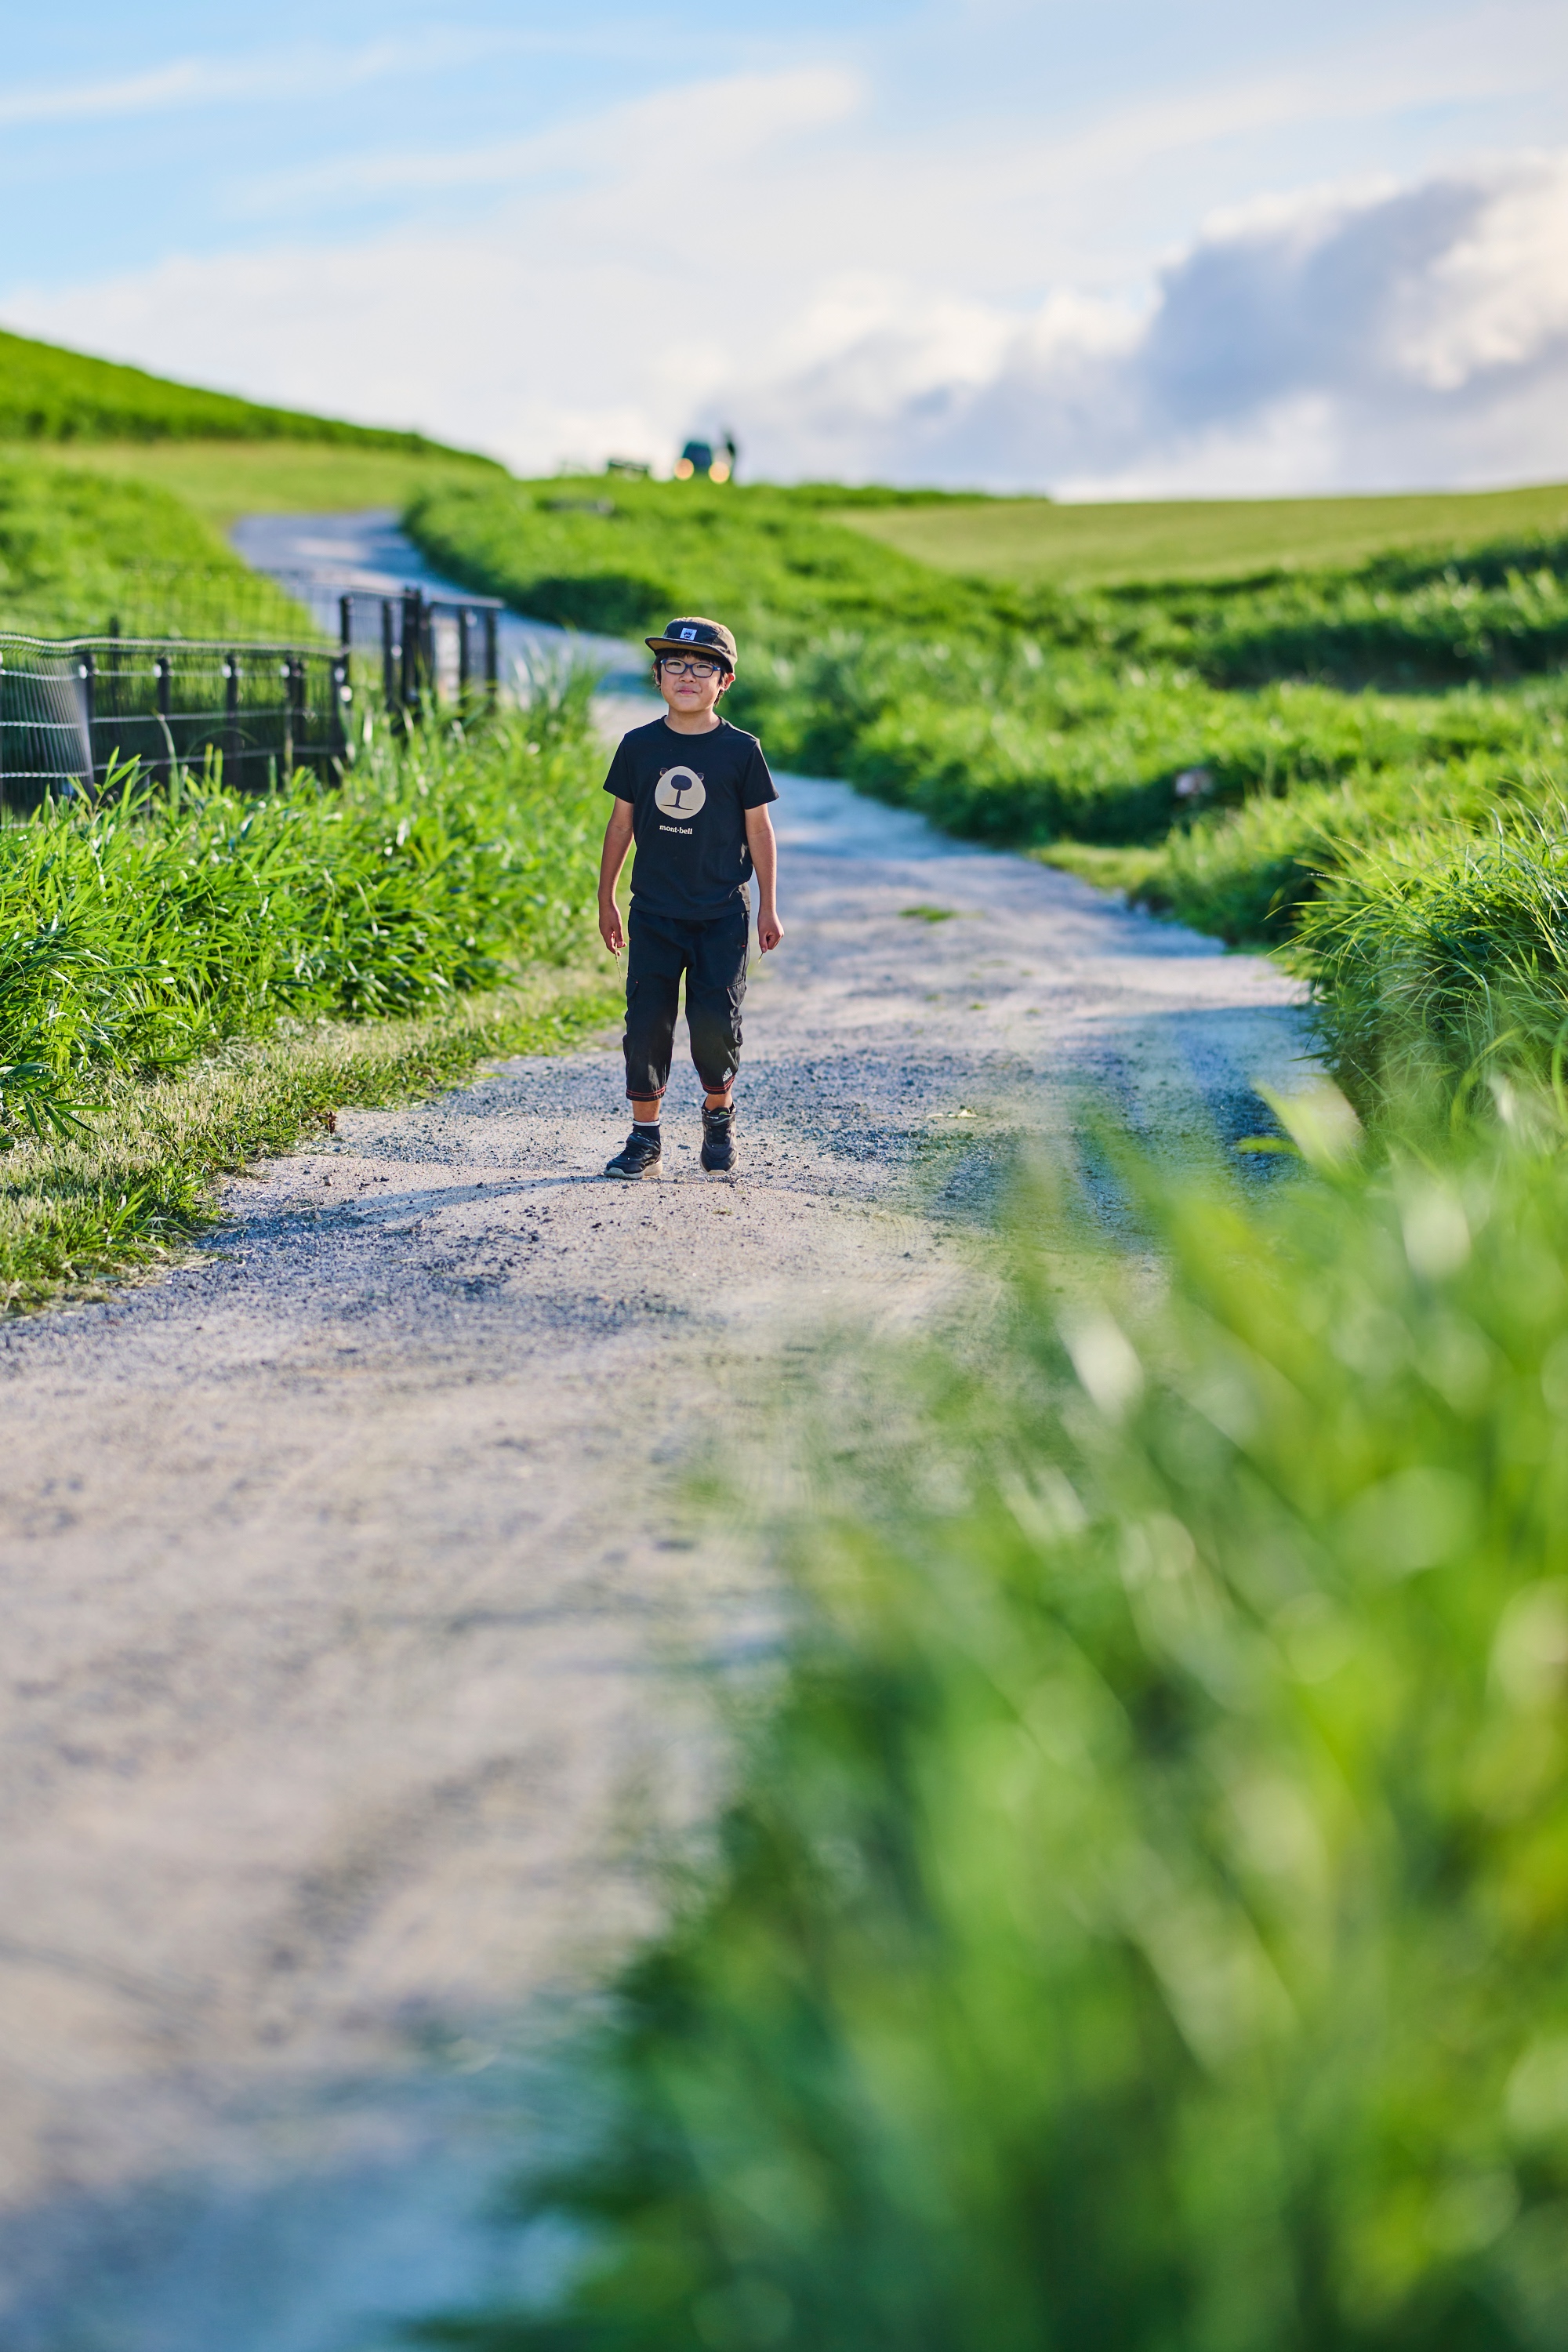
0, 775, 1310, 2350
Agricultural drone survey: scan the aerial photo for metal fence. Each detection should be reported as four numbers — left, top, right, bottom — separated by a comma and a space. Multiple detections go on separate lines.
0, 589, 506, 810
335, 586, 501, 719
0, 634, 351, 809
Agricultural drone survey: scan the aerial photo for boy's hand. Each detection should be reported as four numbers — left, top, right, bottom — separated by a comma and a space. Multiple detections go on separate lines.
757, 909, 784, 954
599, 901, 625, 956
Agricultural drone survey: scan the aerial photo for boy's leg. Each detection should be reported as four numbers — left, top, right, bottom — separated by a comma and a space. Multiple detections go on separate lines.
687, 902, 748, 1168
608, 910, 682, 1178
620, 907, 684, 1124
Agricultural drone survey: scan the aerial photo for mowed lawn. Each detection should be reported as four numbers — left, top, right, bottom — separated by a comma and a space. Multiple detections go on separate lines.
832, 479, 1568, 586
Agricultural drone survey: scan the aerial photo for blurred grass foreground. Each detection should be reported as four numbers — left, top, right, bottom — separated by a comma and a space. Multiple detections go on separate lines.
429, 1092, 1568, 2352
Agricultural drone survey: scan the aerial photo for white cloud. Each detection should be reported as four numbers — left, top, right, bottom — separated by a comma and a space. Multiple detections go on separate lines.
6, 32, 1568, 499
233, 66, 861, 214
729, 155, 1568, 494
0, 30, 589, 130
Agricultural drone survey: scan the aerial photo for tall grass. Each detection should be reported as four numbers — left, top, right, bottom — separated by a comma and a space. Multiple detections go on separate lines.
0, 708, 604, 1149
0, 690, 614, 1301
426, 1097, 1568, 2352
1294, 808, 1568, 1102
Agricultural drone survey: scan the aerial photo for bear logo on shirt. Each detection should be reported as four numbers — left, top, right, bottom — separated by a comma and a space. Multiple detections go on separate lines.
655, 766, 706, 820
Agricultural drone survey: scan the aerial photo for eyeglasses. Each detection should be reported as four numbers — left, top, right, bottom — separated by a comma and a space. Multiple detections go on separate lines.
659, 656, 724, 680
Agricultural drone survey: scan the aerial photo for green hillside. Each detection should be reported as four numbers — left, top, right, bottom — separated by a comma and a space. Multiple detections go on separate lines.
0, 324, 492, 457
29, 437, 502, 532
0, 456, 308, 641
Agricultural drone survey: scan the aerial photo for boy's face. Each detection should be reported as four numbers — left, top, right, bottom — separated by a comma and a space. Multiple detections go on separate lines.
656, 654, 732, 720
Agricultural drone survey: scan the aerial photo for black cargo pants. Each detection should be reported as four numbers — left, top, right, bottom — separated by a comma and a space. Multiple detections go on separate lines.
623, 899, 749, 1100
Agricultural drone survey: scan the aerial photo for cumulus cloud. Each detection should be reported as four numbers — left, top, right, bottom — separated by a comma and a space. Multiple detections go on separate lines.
732, 156, 1568, 493
9, 61, 1567, 498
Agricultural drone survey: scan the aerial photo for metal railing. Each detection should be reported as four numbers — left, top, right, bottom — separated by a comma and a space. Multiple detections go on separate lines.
0, 589, 506, 809
0, 634, 352, 809
334, 586, 501, 720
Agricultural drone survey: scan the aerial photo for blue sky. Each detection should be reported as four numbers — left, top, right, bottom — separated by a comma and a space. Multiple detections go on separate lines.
4, 1, 1566, 491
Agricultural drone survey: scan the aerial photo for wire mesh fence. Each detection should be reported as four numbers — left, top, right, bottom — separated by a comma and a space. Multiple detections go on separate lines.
0, 635, 352, 810
0, 586, 507, 810
0, 564, 326, 648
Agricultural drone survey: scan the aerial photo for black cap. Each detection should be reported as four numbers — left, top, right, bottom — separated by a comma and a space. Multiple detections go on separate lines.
646, 615, 738, 670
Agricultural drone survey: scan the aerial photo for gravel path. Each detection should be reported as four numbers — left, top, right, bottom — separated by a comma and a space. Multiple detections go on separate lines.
0, 774, 1311, 2349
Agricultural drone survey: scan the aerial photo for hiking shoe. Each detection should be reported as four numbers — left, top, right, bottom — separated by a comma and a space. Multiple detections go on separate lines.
605, 1127, 662, 1180
701, 1105, 736, 1173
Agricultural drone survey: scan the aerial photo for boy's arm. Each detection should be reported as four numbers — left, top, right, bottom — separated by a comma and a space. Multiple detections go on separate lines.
598, 800, 635, 955
746, 804, 783, 953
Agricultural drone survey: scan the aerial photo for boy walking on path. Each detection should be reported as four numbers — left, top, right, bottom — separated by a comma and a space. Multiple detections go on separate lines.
597, 616, 783, 1179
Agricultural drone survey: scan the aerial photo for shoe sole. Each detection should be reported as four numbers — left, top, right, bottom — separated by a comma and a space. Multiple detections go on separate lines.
700, 1154, 735, 1173
604, 1163, 662, 1179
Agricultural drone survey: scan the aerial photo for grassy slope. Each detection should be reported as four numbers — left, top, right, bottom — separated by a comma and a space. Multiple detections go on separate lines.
834, 480, 1568, 586
0, 325, 499, 633
29, 437, 502, 532
0, 452, 311, 638
0, 324, 491, 456
405, 474, 993, 644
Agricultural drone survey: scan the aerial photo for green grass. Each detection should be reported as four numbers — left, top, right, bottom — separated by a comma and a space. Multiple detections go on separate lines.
1291, 811, 1568, 1102
0, 325, 488, 456
0, 691, 613, 1305
405, 473, 1568, 1096
424, 1097, 1568, 2352
30, 436, 503, 532
835, 481, 1568, 588
0, 969, 616, 1314
0, 452, 313, 638
404, 474, 997, 648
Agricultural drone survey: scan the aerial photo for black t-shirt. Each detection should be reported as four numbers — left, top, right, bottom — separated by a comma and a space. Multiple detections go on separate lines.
604, 717, 778, 920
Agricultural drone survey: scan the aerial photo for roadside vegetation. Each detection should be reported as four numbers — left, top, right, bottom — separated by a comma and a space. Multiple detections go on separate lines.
430, 1088, 1568, 2352
405, 474, 1568, 1106
0, 698, 615, 1309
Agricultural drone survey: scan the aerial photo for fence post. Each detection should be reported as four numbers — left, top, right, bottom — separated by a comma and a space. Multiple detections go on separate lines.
330, 653, 350, 769
81, 651, 96, 788
484, 608, 498, 710
154, 655, 172, 786
226, 655, 241, 783
0, 648, 6, 811
339, 593, 353, 655
401, 588, 423, 720
381, 598, 397, 717
292, 657, 308, 776
458, 608, 471, 705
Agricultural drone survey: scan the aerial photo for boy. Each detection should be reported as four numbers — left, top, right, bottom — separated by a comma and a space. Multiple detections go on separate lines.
597, 616, 783, 1178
